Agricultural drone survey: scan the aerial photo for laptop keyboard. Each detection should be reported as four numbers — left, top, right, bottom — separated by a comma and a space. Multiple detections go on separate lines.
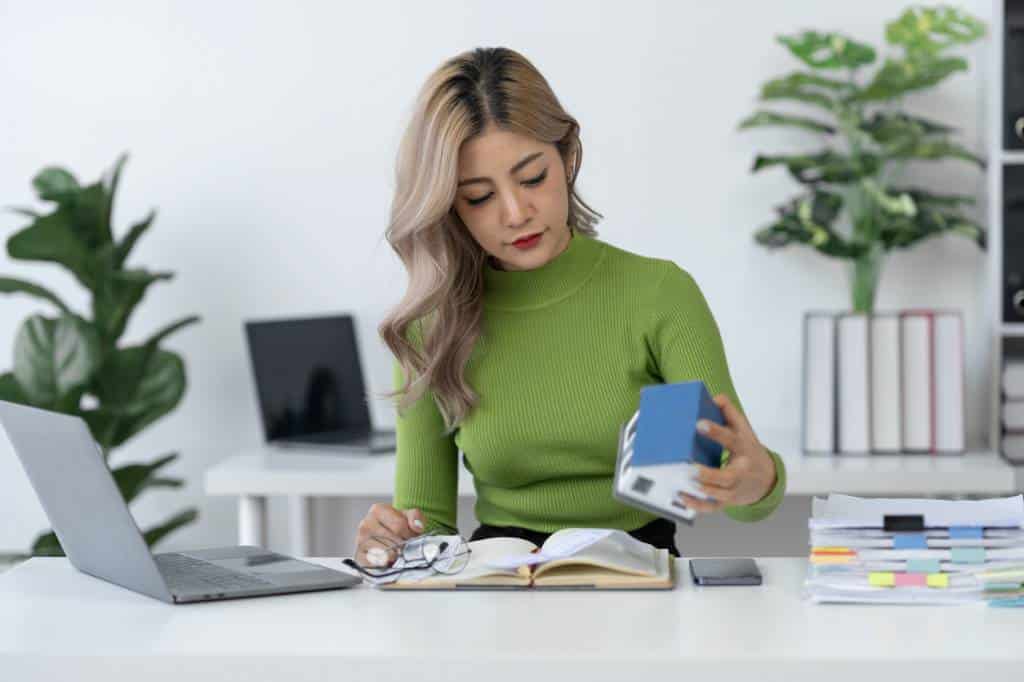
155, 553, 275, 591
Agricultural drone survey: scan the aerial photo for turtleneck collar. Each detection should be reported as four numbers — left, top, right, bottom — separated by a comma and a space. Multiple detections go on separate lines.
482, 229, 606, 311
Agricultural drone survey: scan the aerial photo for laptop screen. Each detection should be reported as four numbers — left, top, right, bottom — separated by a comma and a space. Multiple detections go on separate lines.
244, 315, 371, 441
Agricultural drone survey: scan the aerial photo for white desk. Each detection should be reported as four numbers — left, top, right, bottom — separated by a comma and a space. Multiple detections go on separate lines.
205, 432, 1022, 555
1, 557, 1021, 682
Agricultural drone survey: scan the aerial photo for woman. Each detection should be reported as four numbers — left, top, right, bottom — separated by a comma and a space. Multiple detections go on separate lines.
353, 46, 786, 567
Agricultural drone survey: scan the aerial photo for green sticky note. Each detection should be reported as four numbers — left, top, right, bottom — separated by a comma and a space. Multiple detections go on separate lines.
907, 559, 940, 574
951, 547, 985, 564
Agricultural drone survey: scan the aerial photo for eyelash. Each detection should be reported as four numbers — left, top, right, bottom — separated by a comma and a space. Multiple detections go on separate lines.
466, 169, 547, 206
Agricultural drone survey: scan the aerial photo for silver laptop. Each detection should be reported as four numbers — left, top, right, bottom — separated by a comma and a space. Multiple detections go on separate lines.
0, 399, 362, 603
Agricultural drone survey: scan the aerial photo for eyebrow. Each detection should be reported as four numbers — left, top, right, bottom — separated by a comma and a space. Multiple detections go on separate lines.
457, 151, 544, 187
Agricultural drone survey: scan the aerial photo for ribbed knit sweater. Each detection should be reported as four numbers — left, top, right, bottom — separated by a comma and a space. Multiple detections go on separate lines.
392, 230, 787, 535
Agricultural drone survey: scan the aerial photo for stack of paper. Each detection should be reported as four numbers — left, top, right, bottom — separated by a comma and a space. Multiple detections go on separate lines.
804, 494, 1024, 605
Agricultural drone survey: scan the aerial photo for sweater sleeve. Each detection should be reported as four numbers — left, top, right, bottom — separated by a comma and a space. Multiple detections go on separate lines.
645, 262, 787, 523
391, 334, 460, 534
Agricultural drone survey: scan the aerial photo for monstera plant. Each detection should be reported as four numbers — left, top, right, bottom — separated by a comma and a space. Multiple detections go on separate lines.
0, 153, 200, 557
739, 5, 988, 313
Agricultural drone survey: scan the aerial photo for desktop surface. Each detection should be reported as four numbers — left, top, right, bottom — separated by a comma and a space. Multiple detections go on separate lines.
1, 557, 1021, 682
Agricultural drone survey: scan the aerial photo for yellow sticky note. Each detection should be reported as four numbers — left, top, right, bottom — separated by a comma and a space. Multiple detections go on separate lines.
869, 572, 895, 587
927, 573, 949, 588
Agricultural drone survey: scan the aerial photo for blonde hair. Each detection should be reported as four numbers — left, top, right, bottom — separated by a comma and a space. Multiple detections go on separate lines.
377, 47, 603, 434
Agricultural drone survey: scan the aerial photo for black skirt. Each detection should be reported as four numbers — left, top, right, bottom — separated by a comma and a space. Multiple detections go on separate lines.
470, 517, 680, 557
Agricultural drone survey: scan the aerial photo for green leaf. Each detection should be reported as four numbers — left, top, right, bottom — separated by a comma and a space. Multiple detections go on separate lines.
141, 508, 199, 548
0, 277, 73, 314
142, 315, 201, 348
886, 137, 984, 166
30, 531, 64, 557
777, 31, 876, 70
879, 205, 986, 250
104, 153, 129, 244
84, 347, 187, 449
752, 150, 881, 184
13, 314, 102, 409
860, 112, 955, 143
885, 6, 986, 57
849, 55, 967, 102
760, 72, 858, 112
861, 179, 917, 217
0, 372, 29, 404
92, 268, 174, 344
6, 207, 99, 290
115, 208, 156, 268
887, 187, 976, 208
754, 190, 865, 259
111, 452, 182, 504
738, 110, 836, 134
32, 167, 79, 203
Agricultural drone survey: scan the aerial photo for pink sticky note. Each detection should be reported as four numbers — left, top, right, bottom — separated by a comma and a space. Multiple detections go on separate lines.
894, 573, 927, 587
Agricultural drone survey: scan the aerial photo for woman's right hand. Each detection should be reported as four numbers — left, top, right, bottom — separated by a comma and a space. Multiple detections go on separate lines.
353, 503, 425, 567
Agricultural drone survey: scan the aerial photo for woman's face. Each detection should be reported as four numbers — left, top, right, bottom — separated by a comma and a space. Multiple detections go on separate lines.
453, 125, 573, 272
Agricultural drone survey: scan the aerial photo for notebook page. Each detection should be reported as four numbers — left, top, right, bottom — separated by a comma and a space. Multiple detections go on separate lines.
533, 529, 658, 578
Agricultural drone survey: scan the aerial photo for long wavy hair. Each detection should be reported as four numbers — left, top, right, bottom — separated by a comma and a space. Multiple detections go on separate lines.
377, 47, 603, 435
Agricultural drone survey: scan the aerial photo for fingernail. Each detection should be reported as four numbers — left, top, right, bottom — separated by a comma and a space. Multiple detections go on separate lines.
412, 519, 423, 530
696, 420, 710, 434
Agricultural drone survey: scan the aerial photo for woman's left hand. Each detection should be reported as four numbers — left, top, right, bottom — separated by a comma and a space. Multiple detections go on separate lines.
677, 393, 777, 514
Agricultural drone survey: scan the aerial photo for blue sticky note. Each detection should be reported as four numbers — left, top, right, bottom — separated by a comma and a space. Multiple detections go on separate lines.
948, 526, 984, 539
633, 381, 724, 468
893, 534, 928, 550
951, 547, 986, 564
906, 559, 940, 574
989, 597, 1024, 608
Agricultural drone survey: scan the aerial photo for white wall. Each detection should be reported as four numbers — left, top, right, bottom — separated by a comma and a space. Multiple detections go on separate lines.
0, 0, 995, 557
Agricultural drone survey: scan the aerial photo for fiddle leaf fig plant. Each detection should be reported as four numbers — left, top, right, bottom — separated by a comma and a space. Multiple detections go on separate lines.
739, 5, 988, 313
1, 153, 201, 557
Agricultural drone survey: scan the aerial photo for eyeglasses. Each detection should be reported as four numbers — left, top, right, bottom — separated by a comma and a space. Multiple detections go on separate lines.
343, 530, 472, 581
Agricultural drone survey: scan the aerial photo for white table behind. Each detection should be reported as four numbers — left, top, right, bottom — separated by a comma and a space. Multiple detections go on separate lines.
205, 431, 1022, 555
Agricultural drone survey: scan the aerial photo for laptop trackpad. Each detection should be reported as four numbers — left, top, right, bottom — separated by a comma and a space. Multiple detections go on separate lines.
211, 554, 323, 575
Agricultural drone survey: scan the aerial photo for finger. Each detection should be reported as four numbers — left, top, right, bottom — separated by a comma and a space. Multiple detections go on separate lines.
355, 531, 400, 567
679, 493, 726, 514
694, 481, 737, 503
376, 507, 417, 540
694, 463, 739, 489
402, 508, 426, 535
696, 417, 739, 453
713, 393, 752, 433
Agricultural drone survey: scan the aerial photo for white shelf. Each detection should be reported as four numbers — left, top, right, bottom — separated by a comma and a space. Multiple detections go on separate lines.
205, 437, 1021, 499
1001, 150, 1024, 164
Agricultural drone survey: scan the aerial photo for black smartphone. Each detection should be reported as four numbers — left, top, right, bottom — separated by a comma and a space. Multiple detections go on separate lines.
688, 558, 762, 586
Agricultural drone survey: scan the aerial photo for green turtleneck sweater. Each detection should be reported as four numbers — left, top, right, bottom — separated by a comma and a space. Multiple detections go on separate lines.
392, 231, 787, 534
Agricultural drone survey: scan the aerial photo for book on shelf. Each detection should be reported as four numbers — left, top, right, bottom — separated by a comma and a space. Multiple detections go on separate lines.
1003, 361, 1024, 400
870, 314, 903, 452
802, 312, 837, 454
837, 313, 871, 454
379, 528, 675, 590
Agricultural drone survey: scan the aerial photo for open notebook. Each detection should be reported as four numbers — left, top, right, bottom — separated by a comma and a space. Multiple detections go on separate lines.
380, 528, 675, 590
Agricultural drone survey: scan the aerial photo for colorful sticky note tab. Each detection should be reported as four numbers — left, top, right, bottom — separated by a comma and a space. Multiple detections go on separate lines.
810, 555, 853, 565
926, 573, 949, 588
984, 582, 1023, 593
988, 597, 1024, 608
951, 547, 986, 564
869, 572, 895, 587
907, 559, 941, 574
812, 547, 854, 554
893, 534, 928, 550
948, 526, 984, 539
894, 573, 927, 587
